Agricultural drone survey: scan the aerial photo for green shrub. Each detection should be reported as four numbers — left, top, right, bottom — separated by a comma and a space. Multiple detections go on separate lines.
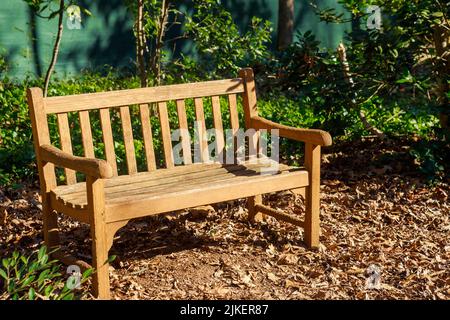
0, 246, 92, 300
410, 134, 449, 183
179, 0, 272, 80
0, 71, 141, 186
0, 68, 442, 185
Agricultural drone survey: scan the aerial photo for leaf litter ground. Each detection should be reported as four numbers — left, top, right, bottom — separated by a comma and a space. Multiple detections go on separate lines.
1, 138, 448, 299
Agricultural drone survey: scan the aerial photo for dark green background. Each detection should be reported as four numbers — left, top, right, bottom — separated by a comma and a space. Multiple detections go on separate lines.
0, 0, 350, 79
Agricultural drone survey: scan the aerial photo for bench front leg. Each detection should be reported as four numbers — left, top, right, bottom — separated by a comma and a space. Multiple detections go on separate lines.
40, 161, 60, 251
304, 143, 321, 248
86, 176, 110, 299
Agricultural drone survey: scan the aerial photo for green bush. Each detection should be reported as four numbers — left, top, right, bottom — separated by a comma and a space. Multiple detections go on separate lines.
409, 133, 449, 183
175, 0, 272, 80
0, 70, 141, 186
0, 68, 442, 186
0, 78, 38, 186
0, 246, 92, 300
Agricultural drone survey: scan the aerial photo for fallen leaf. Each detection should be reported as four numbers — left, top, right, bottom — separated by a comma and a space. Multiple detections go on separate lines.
0, 208, 7, 225
277, 253, 298, 265
267, 272, 278, 282
285, 279, 301, 290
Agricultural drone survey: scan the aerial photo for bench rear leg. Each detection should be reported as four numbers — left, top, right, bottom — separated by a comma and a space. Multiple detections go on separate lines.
304, 143, 321, 248
42, 193, 60, 250
247, 194, 265, 222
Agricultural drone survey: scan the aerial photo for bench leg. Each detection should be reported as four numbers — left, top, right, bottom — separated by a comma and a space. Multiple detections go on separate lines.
42, 193, 60, 250
91, 222, 110, 299
304, 143, 321, 248
87, 177, 110, 299
247, 194, 265, 222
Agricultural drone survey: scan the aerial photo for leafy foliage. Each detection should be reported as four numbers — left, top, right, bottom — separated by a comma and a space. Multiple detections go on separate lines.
23, 0, 91, 19
257, 0, 449, 180
0, 50, 7, 78
183, 0, 272, 79
0, 0, 447, 184
124, 0, 272, 83
0, 71, 140, 186
308, 0, 449, 124
0, 246, 92, 300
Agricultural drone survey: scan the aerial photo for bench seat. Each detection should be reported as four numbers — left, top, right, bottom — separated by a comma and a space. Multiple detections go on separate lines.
50, 159, 309, 223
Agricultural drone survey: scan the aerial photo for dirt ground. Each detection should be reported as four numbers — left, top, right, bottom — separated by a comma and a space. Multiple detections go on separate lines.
1, 138, 449, 299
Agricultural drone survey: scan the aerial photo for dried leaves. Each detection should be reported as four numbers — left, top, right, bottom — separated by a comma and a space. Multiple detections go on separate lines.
0, 138, 449, 300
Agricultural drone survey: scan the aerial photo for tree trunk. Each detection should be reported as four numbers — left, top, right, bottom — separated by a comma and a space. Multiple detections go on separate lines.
277, 0, 294, 51
136, 0, 148, 87
43, 0, 64, 97
433, 25, 449, 134
337, 43, 385, 138
150, 0, 170, 85
28, 6, 42, 77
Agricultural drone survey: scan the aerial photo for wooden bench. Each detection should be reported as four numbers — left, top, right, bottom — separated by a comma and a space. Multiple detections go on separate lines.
27, 68, 332, 299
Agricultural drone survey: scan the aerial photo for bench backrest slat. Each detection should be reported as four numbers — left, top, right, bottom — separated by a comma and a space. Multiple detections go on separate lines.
139, 104, 157, 171
211, 95, 225, 160
79, 111, 95, 159
175, 99, 192, 165
44, 79, 244, 114
119, 106, 138, 175
228, 94, 240, 132
99, 108, 118, 176
194, 97, 208, 163
158, 101, 175, 169
57, 113, 77, 184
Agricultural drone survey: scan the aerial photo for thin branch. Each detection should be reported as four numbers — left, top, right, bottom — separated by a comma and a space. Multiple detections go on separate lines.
43, 0, 64, 97
150, 0, 170, 85
136, 0, 148, 87
165, 34, 188, 43
337, 43, 386, 138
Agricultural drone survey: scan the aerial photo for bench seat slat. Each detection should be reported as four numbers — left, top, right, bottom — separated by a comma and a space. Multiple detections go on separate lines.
106, 170, 306, 223
53, 160, 296, 202
50, 159, 308, 223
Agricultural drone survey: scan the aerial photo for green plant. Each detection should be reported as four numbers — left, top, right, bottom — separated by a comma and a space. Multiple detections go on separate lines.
183, 0, 272, 79
23, 0, 92, 96
310, 0, 449, 131
1, 68, 442, 185
0, 70, 141, 186
410, 133, 449, 182
124, 0, 272, 85
0, 78, 37, 186
0, 49, 7, 78
0, 246, 92, 300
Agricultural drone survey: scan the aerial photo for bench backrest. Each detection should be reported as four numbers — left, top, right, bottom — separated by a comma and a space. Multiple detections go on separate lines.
28, 68, 258, 186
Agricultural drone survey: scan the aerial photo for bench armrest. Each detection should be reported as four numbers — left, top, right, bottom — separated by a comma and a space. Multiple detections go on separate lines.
251, 116, 332, 146
40, 144, 114, 179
